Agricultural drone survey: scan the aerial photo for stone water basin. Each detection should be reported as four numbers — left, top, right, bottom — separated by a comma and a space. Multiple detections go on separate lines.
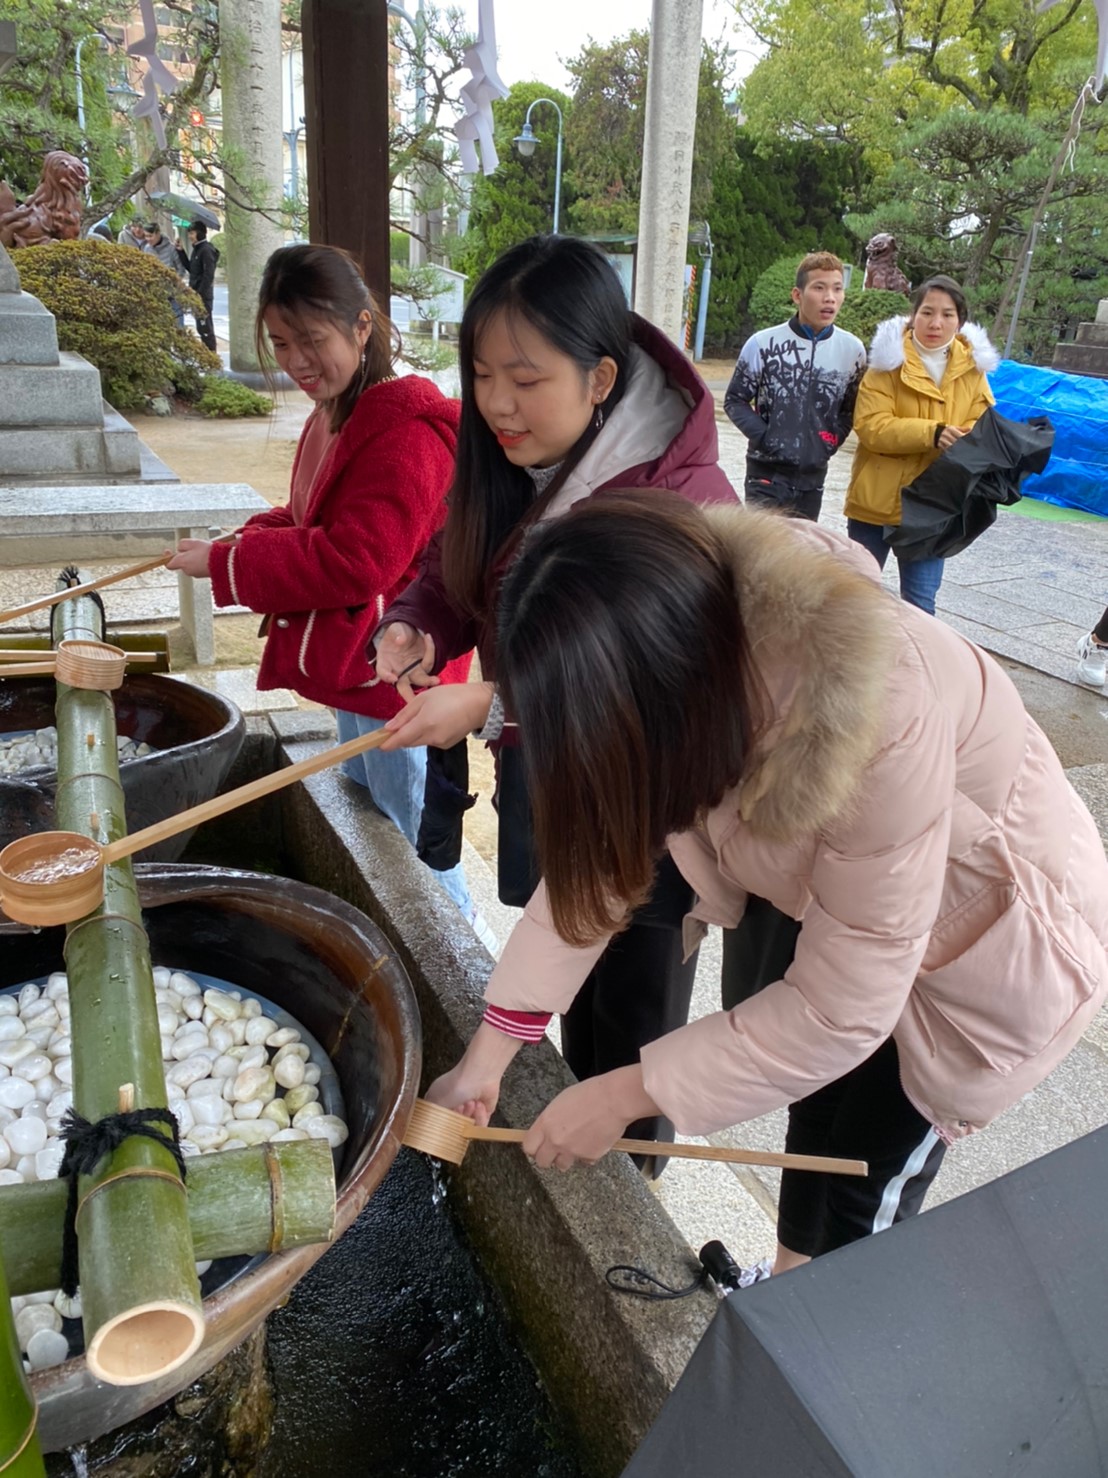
0, 675, 244, 857
0, 863, 420, 1453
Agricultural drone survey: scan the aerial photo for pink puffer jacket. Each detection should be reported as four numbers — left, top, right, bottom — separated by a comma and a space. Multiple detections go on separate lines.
486, 508, 1108, 1142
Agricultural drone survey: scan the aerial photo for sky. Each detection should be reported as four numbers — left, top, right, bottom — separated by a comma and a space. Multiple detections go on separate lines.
472, 0, 764, 94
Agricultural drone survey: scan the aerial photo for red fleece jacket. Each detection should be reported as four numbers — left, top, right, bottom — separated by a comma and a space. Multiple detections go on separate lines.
208, 375, 471, 717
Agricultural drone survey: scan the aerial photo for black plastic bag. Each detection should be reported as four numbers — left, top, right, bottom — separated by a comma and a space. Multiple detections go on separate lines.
885, 408, 1054, 561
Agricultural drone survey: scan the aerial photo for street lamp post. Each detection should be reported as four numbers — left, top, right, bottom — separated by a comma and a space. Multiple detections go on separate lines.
513, 98, 563, 236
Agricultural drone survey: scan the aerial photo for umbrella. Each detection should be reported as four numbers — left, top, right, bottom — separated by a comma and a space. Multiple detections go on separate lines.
147, 191, 221, 230
884, 408, 1055, 562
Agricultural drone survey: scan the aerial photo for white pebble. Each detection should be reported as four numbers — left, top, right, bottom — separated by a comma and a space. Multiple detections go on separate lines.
270, 1127, 310, 1142
273, 1042, 310, 1065
16, 1302, 61, 1347
195, 1260, 212, 1276
292, 1103, 324, 1128
26, 1328, 70, 1371
209, 1023, 235, 1055
35, 1143, 64, 1179
0, 997, 17, 1017
166, 1054, 215, 1090
20, 1101, 47, 1122
241, 998, 262, 1019
0, 1078, 38, 1111
0, 1168, 24, 1184
0, 1139, 9, 1170
308, 1114, 351, 1142
18, 984, 41, 1011
303, 1064, 322, 1087
210, 1054, 239, 1080
152, 966, 173, 990
228, 1018, 248, 1045
265, 1027, 300, 1049
46, 973, 68, 999
0, 1040, 36, 1068
244, 1016, 275, 1046
23, 1026, 54, 1051
46, 1090, 72, 1120
283, 1084, 319, 1115
170, 972, 200, 997
183, 996, 204, 1021
16, 1155, 38, 1181
186, 1124, 228, 1152
203, 989, 240, 1022
274, 1055, 305, 1090
228, 1120, 273, 1146
260, 1099, 290, 1130
14, 1052, 52, 1083
21, 999, 58, 1025
47, 1035, 71, 1060
0, 1018, 26, 1042
232, 1067, 275, 1104
54, 1058, 73, 1086
190, 1095, 230, 1126
232, 1097, 265, 1121
221, 1138, 247, 1152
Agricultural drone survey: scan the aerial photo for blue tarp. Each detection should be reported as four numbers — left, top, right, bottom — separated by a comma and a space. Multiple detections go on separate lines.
989, 359, 1108, 517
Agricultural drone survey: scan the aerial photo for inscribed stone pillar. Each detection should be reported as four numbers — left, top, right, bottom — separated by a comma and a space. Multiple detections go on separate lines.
220, 0, 285, 371
634, 0, 704, 344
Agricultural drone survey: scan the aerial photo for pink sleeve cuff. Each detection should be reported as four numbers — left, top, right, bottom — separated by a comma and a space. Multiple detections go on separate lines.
482, 1004, 552, 1042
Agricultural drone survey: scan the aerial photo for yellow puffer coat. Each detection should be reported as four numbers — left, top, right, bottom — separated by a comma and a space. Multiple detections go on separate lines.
844, 316, 998, 527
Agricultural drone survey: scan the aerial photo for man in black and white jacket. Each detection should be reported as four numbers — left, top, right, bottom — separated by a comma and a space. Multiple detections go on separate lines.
725, 252, 866, 521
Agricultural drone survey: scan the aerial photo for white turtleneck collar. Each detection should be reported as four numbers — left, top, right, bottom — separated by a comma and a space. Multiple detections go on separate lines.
912, 332, 954, 387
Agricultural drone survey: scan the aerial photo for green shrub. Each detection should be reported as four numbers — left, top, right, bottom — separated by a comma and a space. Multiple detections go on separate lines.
836, 289, 911, 346
12, 239, 221, 409
196, 376, 273, 418
748, 252, 910, 348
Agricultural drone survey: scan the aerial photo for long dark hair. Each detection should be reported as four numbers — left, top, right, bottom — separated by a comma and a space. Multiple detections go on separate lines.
255, 243, 401, 433
496, 491, 761, 946
442, 235, 634, 619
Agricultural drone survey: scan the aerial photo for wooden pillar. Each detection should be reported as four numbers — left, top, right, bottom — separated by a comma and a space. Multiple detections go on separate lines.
302, 0, 390, 302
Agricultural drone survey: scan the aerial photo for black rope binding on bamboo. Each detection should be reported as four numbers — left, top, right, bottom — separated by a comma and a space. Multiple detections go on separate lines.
56, 1107, 186, 1296
50, 565, 107, 645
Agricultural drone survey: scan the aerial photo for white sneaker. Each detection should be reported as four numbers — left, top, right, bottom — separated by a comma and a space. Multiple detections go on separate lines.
736, 1256, 774, 1289
1076, 633, 1107, 688
469, 909, 499, 955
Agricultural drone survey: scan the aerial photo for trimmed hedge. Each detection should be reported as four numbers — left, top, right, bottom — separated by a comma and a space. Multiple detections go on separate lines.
12, 238, 221, 409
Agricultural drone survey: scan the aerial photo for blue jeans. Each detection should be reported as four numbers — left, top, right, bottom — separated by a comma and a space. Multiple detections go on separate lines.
847, 519, 945, 616
335, 709, 474, 917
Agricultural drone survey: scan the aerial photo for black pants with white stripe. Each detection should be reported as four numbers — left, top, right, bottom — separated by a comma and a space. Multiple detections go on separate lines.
723, 899, 947, 1258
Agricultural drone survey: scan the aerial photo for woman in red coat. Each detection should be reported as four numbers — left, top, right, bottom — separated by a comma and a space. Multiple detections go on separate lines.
168, 243, 478, 917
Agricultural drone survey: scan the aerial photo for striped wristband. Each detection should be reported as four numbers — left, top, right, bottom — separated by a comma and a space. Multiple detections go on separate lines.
482, 1004, 552, 1042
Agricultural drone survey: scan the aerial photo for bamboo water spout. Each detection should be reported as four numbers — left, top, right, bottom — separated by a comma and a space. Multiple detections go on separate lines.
37, 588, 204, 1387
0, 1245, 47, 1477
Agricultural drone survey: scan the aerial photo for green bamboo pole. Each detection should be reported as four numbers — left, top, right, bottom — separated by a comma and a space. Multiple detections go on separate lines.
0, 1246, 47, 1478
51, 592, 204, 1387
0, 1141, 337, 1298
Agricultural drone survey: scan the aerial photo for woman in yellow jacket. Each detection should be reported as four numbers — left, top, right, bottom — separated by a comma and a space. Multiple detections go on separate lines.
844, 275, 998, 614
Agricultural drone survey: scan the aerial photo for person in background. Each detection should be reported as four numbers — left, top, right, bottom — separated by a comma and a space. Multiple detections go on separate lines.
183, 220, 219, 351
724, 251, 865, 522
119, 220, 146, 249
373, 234, 737, 1172
167, 243, 490, 940
1077, 607, 1108, 688
426, 492, 1108, 1281
845, 275, 998, 615
142, 220, 186, 326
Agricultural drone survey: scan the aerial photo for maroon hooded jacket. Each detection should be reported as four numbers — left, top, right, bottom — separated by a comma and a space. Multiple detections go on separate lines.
209, 375, 471, 718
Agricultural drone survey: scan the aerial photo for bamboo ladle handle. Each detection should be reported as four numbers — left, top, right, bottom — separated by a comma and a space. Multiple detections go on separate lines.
99, 725, 392, 865
0, 661, 61, 676
0, 533, 239, 626
461, 1125, 867, 1177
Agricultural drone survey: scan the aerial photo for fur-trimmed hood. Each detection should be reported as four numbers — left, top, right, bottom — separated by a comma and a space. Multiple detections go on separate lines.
868, 314, 1001, 376
706, 504, 896, 842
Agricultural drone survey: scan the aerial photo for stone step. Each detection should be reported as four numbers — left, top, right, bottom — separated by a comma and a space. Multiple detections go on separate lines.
1051, 342, 1108, 379
0, 293, 60, 366
1075, 322, 1108, 348
0, 351, 105, 425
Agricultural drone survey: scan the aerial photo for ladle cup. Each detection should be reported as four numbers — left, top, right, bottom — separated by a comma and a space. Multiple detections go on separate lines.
0, 642, 156, 689
0, 724, 393, 926
402, 1100, 868, 1176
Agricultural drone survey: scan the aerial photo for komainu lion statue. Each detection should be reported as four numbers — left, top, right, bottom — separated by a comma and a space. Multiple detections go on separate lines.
863, 232, 910, 294
0, 151, 89, 249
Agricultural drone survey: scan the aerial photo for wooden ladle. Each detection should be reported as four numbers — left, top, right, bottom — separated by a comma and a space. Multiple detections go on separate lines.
0, 641, 157, 689
0, 534, 238, 627
402, 1099, 868, 1177
0, 725, 392, 926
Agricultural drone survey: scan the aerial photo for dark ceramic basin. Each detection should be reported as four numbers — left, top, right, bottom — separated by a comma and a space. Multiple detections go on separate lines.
0, 863, 421, 1453
0, 675, 244, 857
